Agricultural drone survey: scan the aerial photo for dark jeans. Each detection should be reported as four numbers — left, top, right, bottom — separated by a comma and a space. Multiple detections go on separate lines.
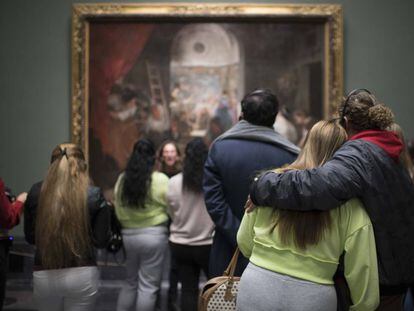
0, 239, 11, 311
170, 242, 211, 311
168, 250, 179, 307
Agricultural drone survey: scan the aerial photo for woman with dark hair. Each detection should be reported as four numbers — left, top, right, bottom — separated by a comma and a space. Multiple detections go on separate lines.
114, 139, 169, 311
238, 121, 379, 311
24, 143, 111, 311
167, 138, 215, 311
156, 140, 182, 178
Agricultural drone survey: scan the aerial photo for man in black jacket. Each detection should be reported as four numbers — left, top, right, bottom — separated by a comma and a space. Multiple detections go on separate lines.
250, 89, 414, 310
203, 89, 299, 277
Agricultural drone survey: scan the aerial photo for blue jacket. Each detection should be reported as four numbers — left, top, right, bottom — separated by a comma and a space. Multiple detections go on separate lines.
204, 138, 296, 277
250, 131, 414, 294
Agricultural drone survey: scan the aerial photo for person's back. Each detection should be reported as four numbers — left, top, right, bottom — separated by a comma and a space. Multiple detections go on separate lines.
168, 173, 214, 245
339, 138, 414, 287
204, 89, 299, 277
23, 143, 110, 311
114, 139, 169, 311
237, 199, 379, 311
238, 120, 379, 311
114, 170, 169, 229
207, 139, 295, 222
167, 138, 215, 311
250, 90, 414, 309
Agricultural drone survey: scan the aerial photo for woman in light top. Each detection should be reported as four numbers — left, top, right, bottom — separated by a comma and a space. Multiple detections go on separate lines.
167, 138, 215, 311
114, 139, 169, 311
237, 120, 379, 311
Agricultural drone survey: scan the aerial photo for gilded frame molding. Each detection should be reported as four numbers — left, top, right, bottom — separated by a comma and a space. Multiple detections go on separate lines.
71, 3, 343, 155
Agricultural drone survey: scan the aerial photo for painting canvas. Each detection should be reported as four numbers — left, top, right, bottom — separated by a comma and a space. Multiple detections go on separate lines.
71, 4, 343, 191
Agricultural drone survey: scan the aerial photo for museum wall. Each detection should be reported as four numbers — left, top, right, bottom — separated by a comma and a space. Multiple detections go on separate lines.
1, 0, 413, 235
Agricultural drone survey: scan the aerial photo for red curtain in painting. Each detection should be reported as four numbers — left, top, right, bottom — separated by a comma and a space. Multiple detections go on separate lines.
89, 22, 154, 159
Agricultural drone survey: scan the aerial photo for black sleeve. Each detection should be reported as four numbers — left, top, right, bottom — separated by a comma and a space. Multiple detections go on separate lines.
24, 182, 42, 245
250, 142, 368, 211
88, 187, 111, 249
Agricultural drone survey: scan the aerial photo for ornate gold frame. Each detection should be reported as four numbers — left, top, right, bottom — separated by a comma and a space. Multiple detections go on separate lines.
71, 3, 343, 156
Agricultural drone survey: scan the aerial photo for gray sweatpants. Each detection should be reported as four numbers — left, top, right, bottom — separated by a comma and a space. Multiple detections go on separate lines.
33, 266, 99, 311
237, 263, 336, 311
117, 225, 168, 311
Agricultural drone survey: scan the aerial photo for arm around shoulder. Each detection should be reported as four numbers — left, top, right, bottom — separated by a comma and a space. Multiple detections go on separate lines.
250, 142, 367, 211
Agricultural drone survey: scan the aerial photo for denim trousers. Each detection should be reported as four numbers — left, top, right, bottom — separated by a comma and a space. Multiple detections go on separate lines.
117, 225, 168, 311
33, 266, 99, 311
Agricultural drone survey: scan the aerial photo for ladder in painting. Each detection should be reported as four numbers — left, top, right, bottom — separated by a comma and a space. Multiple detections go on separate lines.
146, 61, 169, 112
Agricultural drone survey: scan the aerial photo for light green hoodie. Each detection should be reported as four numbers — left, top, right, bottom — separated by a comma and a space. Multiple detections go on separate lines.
114, 171, 169, 229
237, 198, 379, 311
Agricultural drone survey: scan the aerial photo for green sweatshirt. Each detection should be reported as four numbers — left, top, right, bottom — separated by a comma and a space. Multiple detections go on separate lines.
237, 198, 379, 311
114, 171, 169, 229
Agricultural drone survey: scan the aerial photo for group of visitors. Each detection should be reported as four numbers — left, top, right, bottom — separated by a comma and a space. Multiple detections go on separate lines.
0, 88, 413, 311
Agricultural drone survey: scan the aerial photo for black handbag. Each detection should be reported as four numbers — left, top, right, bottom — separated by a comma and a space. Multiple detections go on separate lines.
104, 207, 126, 265
106, 207, 123, 253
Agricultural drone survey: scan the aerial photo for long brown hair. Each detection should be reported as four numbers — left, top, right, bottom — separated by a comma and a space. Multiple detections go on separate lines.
274, 120, 347, 249
388, 123, 414, 181
36, 143, 91, 269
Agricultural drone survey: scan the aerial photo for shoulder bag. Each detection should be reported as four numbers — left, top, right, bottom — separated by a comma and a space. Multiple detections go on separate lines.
199, 248, 240, 311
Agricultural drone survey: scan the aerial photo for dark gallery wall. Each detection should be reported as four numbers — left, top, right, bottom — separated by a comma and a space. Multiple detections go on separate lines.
1, 0, 413, 196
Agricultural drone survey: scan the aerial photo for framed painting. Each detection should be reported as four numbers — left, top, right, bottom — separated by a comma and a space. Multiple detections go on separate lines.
71, 3, 343, 191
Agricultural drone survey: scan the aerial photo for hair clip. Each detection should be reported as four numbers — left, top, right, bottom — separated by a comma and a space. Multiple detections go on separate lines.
60, 147, 69, 160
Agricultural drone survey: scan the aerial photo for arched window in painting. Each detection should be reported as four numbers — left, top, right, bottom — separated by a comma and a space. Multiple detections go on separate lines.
169, 24, 243, 142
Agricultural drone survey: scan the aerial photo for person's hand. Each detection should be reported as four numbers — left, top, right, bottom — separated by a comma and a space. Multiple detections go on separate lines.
244, 195, 256, 213
16, 192, 28, 203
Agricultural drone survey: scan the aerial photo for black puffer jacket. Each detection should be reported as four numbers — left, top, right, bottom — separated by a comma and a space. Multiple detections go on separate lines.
250, 133, 414, 294
24, 181, 111, 269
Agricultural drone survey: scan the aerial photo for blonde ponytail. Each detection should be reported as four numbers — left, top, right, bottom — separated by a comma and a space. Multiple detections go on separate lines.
36, 144, 91, 269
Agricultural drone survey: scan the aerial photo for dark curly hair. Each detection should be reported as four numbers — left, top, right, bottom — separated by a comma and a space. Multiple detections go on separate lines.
241, 89, 279, 128
339, 91, 394, 131
182, 138, 208, 194
122, 139, 155, 208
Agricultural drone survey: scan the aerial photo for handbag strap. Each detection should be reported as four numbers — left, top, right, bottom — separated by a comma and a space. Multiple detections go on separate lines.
223, 248, 240, 277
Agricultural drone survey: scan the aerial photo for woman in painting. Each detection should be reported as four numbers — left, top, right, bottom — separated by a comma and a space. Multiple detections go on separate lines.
114, 139, 169, 311
24, 143, 111, 311
237, 120, 379, 311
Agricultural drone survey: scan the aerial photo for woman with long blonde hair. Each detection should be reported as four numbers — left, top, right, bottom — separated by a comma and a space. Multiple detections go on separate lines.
237, 120, 379, 311
24, 143, 110, 311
